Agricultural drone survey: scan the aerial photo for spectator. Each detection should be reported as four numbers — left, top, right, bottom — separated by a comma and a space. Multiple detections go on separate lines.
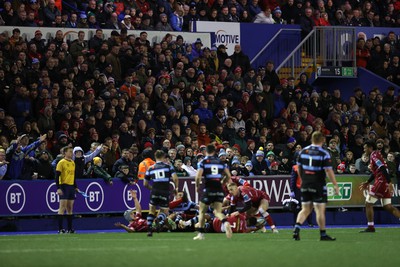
0, 148, 8, 180
251, 148, 269, 175
155, 13, 173, 31
170, 3, 184, 31
43, 0, 61, 27
87, 157, 113, 185
35, 150, 53, 180
5, 134, 46, 180
254, 6, 275, 24
115, 164, 136, 184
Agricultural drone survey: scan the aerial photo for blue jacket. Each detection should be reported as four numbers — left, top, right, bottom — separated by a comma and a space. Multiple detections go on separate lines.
193, 107, 213, 124
6, 140, 41, 180
170, 13, 183, 31
9, 94, 32, 129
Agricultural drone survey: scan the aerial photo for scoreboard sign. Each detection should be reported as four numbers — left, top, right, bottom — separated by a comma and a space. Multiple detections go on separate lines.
317, 66, 357, 78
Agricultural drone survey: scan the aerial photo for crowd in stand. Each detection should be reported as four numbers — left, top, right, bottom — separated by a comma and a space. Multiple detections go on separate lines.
0, 0, 399, 184
1, 0, 400, 28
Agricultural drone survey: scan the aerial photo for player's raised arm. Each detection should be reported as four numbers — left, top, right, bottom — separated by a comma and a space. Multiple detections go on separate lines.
130, 190, 141, 214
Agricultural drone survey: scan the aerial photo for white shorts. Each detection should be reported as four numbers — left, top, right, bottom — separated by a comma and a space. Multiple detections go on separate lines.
365, 193, 391, 206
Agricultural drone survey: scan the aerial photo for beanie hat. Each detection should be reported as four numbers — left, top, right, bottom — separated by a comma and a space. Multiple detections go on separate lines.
245, 160, 253, 167
231, 157, 240, 165
256, 150, 264, 157
270, 161, 279, 168
93, 157, 102, 165
266, 151, 275, 157
218, 149, 227, 157
176, 144, 185, 151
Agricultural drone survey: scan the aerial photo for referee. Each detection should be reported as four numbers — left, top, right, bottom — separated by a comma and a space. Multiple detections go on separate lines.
194, 144, 232, 240
293, 131, 339, 241
56, 146, 78, 234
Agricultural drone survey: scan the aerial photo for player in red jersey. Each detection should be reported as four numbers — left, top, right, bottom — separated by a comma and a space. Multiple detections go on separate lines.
222, 175, 251, 195
211, 213, 249, 233
115, 190, 147, 232
359, 140, 400, 232
227, 183, 278, 233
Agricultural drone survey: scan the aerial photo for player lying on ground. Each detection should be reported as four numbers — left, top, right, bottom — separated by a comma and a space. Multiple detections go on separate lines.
115, 190, 147, 232
169, 191, 199, 229
212, 212, 265, 233
227, 183, 279, 233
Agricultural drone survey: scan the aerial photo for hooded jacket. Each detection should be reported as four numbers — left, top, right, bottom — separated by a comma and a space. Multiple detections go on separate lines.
73, 146, 102, 178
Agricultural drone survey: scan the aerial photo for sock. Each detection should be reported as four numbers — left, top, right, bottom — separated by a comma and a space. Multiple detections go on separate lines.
147, 214, 155, 229
175, 214, 183, 224
320, 230, 327, 237
157, 213, 167, 225
259, 208, 275, 228
367, 222, 374, 228
195, 227, 205, 233
265, 215, 275, 228
58, 214, 64, 230
66, 214, 73, 230
190, 217, 199, 226
294, 223, 301, 233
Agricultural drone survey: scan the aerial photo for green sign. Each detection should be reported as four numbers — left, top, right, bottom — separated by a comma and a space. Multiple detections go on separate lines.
342, 67, 355, 77
326, 175, 400, 207
327, 182, 352, 200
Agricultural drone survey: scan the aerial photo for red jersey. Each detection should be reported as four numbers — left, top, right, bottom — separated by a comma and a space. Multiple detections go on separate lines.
213, 213, 247, 233
230, 186, 270, 206
128, 213, 147, 232
370, 150, 388, 184
223, 176, 250, 194
369, 150, 391, 198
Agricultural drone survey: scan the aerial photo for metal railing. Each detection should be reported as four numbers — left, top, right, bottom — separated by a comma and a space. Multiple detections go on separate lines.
250, 28, 301, 69
276, 26, 357, 80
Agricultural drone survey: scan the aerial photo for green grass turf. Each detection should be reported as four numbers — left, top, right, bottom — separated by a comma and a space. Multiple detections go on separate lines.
1, 228, 399, 267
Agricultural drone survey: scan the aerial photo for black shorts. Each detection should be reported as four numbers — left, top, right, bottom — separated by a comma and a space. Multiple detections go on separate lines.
149, 189, 170, 209
200, 188, 225, 205
60, 185, 76, 200
300, 185, 327, 204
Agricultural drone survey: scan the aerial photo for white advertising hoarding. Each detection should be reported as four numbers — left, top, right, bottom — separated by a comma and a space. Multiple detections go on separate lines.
196, 21, 240, 55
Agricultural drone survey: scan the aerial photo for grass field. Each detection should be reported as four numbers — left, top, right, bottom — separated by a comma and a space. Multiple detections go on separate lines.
1, 228, 399, 267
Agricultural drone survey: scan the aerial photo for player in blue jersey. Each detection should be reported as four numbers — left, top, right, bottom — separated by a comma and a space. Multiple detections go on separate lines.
194, 144, 232, 240
144, 150, 179, 237
293, 131, 339, 241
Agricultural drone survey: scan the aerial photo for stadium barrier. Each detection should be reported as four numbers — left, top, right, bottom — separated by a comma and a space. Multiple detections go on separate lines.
0, 26, 212, 48
1, 175, 399, 216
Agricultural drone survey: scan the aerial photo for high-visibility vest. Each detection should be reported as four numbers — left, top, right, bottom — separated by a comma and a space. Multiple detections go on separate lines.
137, 158, 155, 179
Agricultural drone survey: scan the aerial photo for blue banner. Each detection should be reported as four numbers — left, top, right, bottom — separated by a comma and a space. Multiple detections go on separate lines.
0, 177, 292, 216
2, 175, 398, 216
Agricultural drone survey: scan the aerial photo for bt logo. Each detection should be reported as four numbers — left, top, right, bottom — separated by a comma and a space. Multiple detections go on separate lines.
84, 182, 104, 211
123, 183, 142, 209
46, 183, 60, 212
6, 184, 26, 213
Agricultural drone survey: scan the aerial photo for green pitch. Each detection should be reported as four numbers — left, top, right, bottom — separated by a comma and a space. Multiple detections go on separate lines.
1, 228, 399, 267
